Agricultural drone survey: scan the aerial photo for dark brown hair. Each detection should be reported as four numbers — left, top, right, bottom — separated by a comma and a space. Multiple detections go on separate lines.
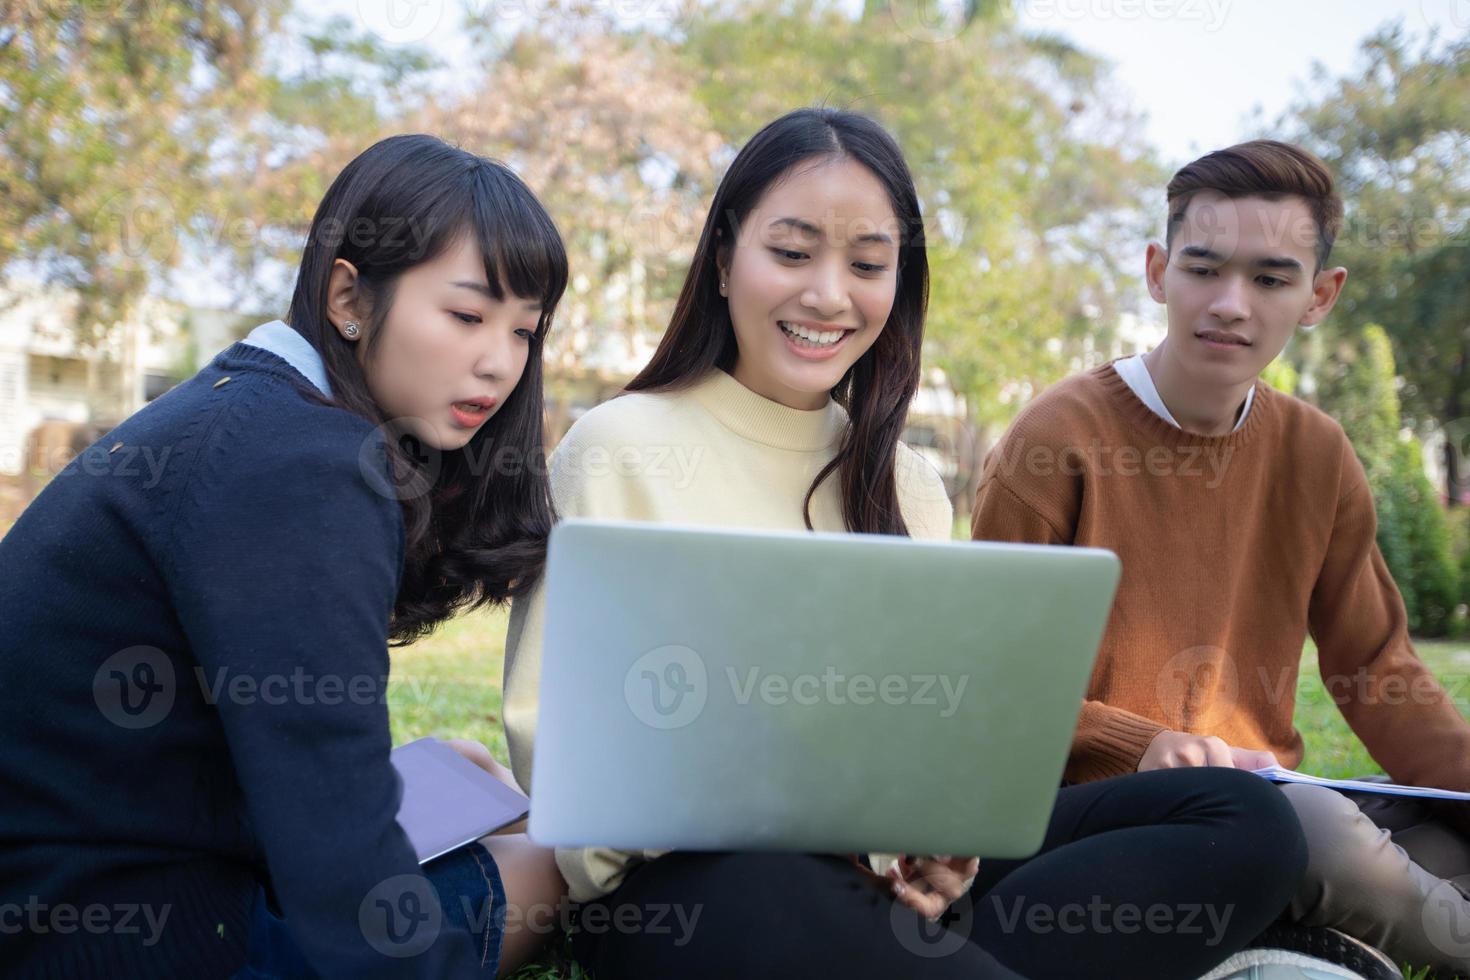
624, 107, 929, 536
287, 134, 568, 643
1166, 139, 1344, 269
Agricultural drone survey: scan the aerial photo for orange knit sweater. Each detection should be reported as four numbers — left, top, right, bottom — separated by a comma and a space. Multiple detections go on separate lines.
971, 362, 1470, 793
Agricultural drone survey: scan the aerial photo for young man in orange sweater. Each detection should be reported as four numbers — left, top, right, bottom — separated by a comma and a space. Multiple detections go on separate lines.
971, 140, 1470, 976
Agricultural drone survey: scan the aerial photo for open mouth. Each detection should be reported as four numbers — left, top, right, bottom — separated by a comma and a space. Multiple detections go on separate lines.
778, 320, 856, 359
450, 399, 496, 428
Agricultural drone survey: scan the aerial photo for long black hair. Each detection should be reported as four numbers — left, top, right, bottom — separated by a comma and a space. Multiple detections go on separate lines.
286, 134, 568, 642
625, 108, 929, 535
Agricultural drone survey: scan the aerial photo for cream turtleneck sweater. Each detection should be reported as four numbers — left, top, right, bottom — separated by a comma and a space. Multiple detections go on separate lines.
502, 368, 953, 900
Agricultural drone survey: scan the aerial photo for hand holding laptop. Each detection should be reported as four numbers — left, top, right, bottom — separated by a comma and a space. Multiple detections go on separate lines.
886, 854, 981, 922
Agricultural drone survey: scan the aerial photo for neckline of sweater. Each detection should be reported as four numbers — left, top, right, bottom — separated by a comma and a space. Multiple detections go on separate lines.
686, 369, 847, 452
1095, 360, 1270, 451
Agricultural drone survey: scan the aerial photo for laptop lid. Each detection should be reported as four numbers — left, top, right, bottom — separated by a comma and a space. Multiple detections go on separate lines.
529, 520, 1119, 859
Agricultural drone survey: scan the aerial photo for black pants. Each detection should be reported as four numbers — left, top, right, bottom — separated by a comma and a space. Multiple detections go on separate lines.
570, 767, 1308, 979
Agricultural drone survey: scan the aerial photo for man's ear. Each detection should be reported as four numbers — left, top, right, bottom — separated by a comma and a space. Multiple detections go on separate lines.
1300, 266, 1347, 328
1145, 242, 1169, 305
326, 259, 363, 339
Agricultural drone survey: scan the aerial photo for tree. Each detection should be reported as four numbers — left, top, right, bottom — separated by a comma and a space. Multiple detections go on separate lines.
420, 24, 723, 424
1318, 324, 1460, 636
1284, 24, 1470, 503
0, 1, 289, 348
0, 1, 438, 366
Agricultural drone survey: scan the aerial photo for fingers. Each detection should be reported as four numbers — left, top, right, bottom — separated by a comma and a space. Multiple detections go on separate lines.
1142, 731, 1242, 770
887, 855, 978, 921
889, 870, 947, 920
1199, 736, 1234, 768
1229, 746, 1280, 771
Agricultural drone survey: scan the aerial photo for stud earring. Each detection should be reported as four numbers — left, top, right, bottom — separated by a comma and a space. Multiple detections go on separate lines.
344, 320, 360, 339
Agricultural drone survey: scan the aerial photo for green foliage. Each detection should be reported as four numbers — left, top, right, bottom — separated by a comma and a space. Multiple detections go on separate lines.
1320, 325, 1461, 636
0, 1, 437, 345
1259, 357, 1299, 396
1388, 437, 1460, 636
1284, 26, 1470, 499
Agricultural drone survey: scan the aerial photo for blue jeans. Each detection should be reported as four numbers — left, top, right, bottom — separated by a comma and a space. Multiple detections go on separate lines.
235, 844, 507, 978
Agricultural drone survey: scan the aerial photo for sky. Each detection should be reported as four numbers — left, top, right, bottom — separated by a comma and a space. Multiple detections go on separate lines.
1012, 0, 1467, 165
324, 0, 1468, 166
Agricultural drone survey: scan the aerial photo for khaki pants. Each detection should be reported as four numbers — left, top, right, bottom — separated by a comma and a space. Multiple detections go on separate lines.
1281, 781, 1470, 978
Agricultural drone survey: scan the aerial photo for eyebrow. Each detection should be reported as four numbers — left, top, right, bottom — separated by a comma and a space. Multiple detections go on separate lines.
451, 281, 543, 310
770, 216, 894, 247
1178, 246, 1304, 273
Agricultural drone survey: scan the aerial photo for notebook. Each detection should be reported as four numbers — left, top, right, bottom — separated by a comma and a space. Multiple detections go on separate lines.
391, 736, 529, 863
1253, 765, 1470, 802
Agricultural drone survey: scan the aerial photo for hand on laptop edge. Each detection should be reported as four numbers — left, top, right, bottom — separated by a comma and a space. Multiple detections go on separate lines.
1138, 730, 1280, 773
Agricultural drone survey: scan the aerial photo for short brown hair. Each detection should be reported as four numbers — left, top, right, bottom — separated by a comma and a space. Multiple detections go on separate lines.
1166, 139, 1344, 269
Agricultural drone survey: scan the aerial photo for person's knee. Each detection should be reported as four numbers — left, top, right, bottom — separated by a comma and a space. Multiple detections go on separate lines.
1281, 783, 1407, 896
1172, 767, 1309, 883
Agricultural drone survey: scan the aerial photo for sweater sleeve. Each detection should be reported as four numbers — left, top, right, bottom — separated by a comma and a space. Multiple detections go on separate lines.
167, 400, 483, 977
895, 442, 955, 541
970, 461, 1166, 784
1309, 446, 1470, 805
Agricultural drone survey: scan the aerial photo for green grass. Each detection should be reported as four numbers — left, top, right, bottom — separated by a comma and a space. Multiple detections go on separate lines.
391, 609, 1470, 978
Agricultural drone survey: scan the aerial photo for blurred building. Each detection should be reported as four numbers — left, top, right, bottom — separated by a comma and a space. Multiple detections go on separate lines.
0, 282, 253, 479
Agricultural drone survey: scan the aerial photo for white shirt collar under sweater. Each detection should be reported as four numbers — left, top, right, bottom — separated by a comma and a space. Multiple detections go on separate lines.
1113, 353, 1254, 434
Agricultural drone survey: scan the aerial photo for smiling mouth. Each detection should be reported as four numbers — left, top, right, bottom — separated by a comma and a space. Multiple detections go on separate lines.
778, 320, 854, 349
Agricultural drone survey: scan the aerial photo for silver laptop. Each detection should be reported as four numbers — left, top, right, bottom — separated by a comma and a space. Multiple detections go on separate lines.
529, 519, 1120, 859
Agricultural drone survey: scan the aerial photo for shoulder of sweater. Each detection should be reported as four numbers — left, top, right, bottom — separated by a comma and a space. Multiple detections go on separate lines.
895, 440, 954, 540
1000, 368, 1119, 446
1256, 381, 1349, 442
1255, 383, 1365, 493
978, 371, 1115, 500
167, 352, 395, 512
553, 388, 694, 455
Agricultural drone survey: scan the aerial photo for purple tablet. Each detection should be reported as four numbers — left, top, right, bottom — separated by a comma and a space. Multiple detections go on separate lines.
390, 737, 530, 864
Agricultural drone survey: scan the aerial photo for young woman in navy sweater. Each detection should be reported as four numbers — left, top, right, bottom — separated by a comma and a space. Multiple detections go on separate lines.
0, 135, 568, 977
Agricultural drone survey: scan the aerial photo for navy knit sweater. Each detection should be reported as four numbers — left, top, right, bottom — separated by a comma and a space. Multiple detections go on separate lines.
0, 341, 485, 976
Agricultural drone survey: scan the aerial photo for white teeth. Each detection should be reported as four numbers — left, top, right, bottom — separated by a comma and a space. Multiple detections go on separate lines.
780, 321, 844, 347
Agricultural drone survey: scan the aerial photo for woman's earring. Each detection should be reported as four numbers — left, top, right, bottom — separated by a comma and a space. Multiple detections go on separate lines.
344, 320, 360, 339
719, 280, 726, 294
